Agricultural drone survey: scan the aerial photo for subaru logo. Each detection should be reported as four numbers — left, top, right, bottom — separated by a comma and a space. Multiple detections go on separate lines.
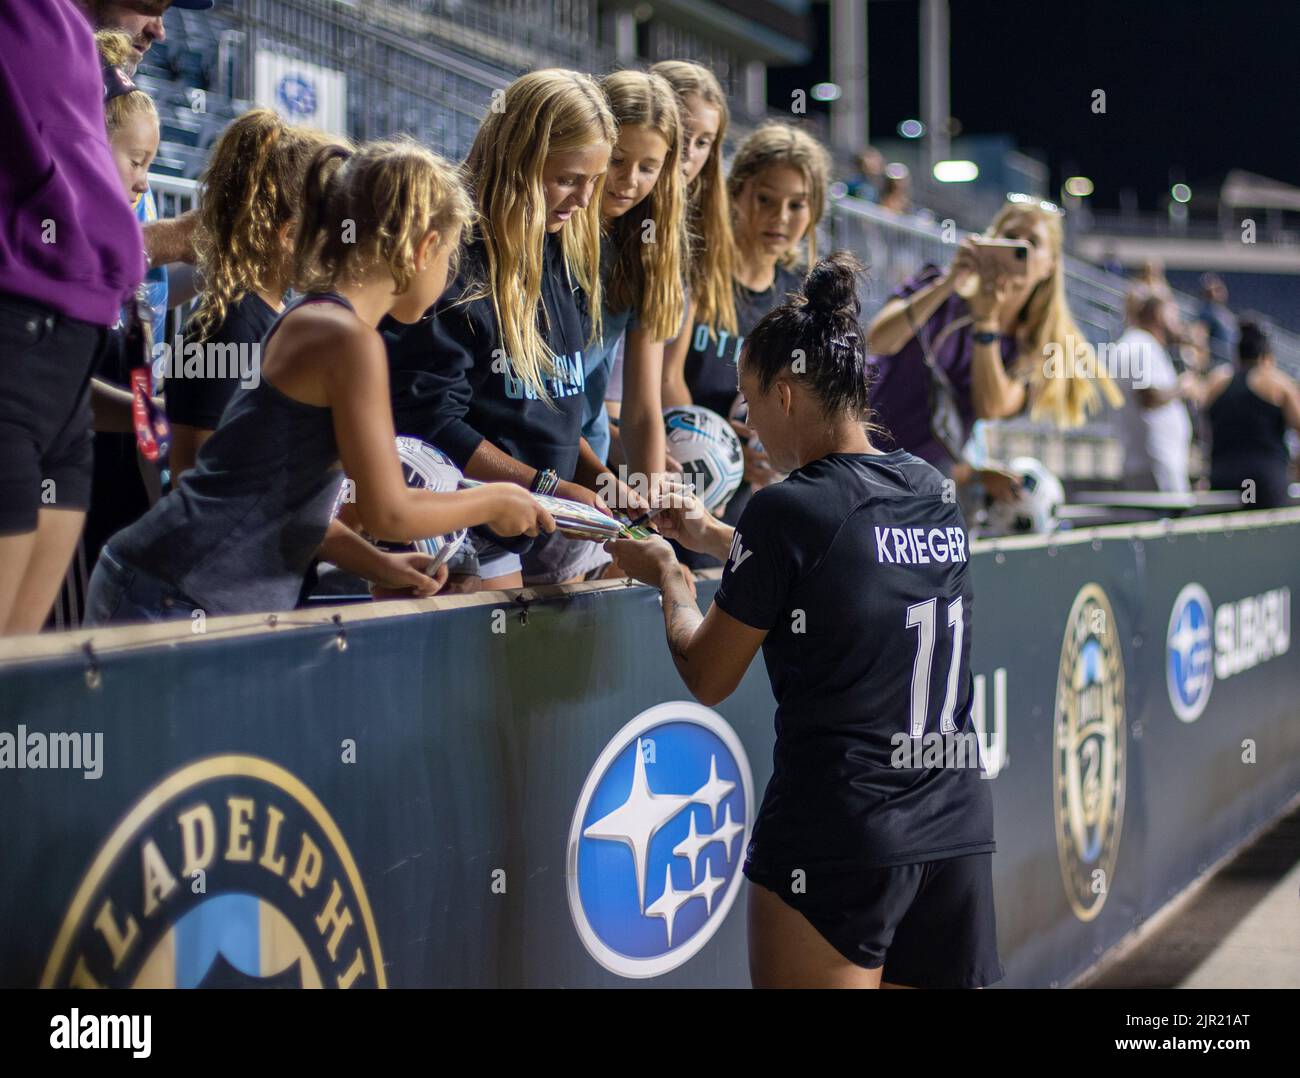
567, 702, 753, 978
1167, 583, 1214, 722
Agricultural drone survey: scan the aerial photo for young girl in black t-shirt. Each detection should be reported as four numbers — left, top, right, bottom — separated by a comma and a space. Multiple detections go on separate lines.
166, 109, 335, 478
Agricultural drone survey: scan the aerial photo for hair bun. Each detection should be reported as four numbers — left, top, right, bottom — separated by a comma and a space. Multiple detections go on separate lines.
803, 251, 864, 318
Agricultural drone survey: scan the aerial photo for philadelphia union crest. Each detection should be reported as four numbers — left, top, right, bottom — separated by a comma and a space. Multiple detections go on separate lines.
1053, 584, 1126, 922
567, 702, 753, 978
42, 756, 384, 988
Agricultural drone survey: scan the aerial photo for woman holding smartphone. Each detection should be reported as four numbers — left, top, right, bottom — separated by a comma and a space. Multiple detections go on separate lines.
865, 197, 1121, 478
606, 254, 1003, 989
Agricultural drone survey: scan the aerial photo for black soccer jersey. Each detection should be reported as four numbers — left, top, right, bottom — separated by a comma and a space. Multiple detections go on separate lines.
713, 450, 995, 873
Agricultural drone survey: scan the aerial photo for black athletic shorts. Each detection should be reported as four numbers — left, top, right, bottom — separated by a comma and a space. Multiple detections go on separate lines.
745, 853, 1005, 988
0, 293, 104, 535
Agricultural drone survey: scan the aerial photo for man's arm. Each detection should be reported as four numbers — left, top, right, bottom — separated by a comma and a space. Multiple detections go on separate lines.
143, 210, 199, 267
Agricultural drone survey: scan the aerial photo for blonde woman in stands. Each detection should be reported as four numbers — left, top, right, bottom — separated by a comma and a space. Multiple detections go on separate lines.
866, 197, 1123, 477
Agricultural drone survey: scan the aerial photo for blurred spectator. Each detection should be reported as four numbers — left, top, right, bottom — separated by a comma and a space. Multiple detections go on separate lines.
846, 146, 885, 203
1201, 321, 1300, 508
878, 164, 912, 216
1114, 290, 1196, 493
1196, 272, 1238, 368
1135, 257, 1172, 297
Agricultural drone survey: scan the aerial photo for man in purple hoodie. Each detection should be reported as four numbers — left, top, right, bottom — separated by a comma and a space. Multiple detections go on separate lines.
0, 0, 154, 634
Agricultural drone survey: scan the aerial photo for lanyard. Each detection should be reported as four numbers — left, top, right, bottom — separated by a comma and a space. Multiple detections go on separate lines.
124, 289, 171, 462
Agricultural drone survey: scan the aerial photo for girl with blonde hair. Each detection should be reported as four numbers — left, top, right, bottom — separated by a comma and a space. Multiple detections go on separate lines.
85, 139, 553, 624
866, 198, 1123, 475
167, 108, 335, 477
651, 61, 738, 362
387, 68, 642, 589
533, 68, 688, 584
78, 30, 165, 596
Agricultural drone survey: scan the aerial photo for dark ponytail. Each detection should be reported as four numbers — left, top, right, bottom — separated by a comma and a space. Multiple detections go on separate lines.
742, 251, 873, 420
1237, 320, 1269, 365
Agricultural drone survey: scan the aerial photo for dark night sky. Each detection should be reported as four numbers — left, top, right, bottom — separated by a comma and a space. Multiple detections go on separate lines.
770, 0, 1300, 211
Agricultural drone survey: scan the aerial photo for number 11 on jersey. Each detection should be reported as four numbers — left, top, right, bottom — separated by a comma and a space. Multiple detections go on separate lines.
905, 596, 964, 738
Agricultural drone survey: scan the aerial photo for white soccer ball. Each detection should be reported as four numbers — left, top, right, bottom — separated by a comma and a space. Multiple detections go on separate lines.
983, 456, 1065, 535
663, 405, 744, 513
345, 434, 467, 566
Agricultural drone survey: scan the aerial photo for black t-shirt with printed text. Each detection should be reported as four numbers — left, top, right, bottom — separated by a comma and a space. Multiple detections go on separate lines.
713, 449, 996, 872
683, 265, 804, 420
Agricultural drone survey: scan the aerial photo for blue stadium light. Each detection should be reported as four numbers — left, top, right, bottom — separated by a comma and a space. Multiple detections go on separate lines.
898, 118, 925, 139
811, 82, 841, 102
933, 160, 979, 183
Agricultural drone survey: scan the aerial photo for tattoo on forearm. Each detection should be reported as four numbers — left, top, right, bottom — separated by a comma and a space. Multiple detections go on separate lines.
666, 598, 695, 664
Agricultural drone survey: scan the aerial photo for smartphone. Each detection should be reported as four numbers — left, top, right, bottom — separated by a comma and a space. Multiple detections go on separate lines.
971, 237, 1029, 277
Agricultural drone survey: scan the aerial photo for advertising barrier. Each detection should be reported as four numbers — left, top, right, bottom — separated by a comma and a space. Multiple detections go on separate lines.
1, 509, 1298, 988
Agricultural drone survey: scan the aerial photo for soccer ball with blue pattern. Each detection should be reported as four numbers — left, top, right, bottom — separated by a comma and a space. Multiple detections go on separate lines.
663, 405, 744, 514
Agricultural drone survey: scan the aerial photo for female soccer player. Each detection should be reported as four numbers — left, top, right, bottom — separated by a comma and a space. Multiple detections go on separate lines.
606, 254, 1003, 990
865, 196, 1122, 474
84, 140, 553, 623
386, 69, 641, 589
167, 108, 334, 478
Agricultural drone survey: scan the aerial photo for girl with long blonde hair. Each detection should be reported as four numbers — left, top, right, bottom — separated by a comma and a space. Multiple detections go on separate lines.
653, 60, 738, 408
386, 68, 643, 589
85, 139, 552, 624
167, 108, 335, 477
535, 68, 688, 584
865, 198, 1122, 475
594, 71, 686, 472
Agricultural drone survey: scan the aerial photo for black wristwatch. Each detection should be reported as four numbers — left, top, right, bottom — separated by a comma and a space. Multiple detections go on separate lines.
972, 329, 999, 345
530, 468, 559, 496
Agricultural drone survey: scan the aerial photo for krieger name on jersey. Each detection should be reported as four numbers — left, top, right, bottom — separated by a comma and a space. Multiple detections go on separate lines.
873, 524, 968, 566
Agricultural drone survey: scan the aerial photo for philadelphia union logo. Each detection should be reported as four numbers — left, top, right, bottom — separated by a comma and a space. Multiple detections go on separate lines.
1053, 584, 1126, 922
41, 756, 384, 988
1167, 583, 1214, 722
567, 702, 752, 977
